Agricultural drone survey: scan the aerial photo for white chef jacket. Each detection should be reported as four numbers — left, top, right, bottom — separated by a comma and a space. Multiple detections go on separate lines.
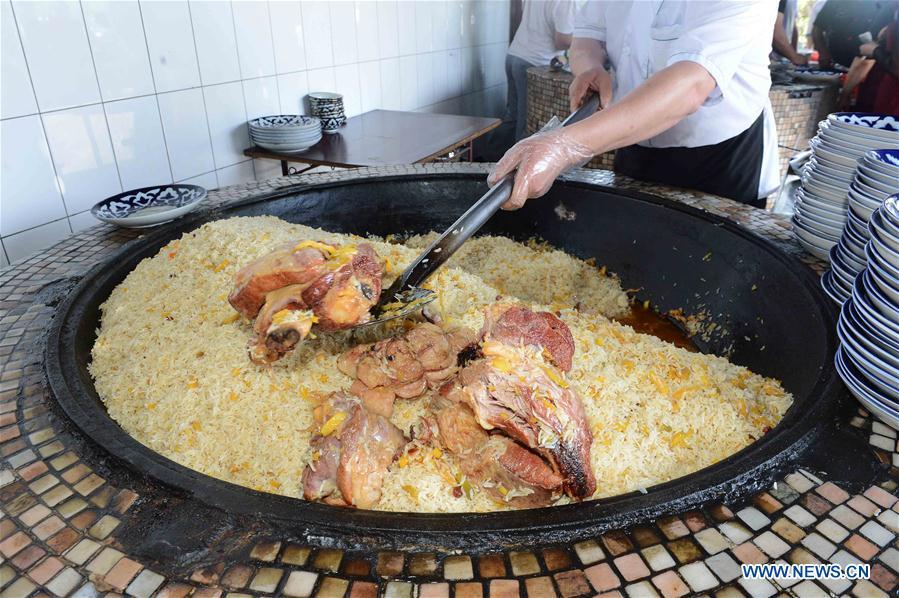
574, 0, 781, 198
509, 0, 577, 66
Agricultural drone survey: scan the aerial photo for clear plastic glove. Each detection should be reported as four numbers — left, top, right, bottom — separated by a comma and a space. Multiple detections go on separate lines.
487, 128, 595, 210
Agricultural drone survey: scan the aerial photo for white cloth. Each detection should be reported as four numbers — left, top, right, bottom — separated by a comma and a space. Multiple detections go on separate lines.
574, 0, 780, 199
508, 0, 576, 66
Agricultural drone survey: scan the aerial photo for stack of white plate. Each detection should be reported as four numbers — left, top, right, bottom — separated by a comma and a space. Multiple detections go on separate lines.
793, 112, 899, 261
835, 195, 899, 429
822, 149, 899, 303
249, 115, 322, 153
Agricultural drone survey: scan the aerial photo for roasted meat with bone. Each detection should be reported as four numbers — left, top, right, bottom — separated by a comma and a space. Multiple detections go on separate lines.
445, 304, 596, 499
337, 322, 476, 417
301, 391, 407, 508
429, 395, 564, 507
228, 241, 383, 364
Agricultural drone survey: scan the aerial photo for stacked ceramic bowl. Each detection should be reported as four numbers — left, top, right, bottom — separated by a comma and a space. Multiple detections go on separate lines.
793, 112, 899, 261
308, 92, 346, 134
822, 149, 899, 303
835, 195, 899, 428
249, 115, 322, 152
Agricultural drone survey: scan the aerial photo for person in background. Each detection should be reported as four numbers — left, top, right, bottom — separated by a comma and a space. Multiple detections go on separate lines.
773, 0, 808, 65
485, 0, 575, 160
857, 2, 899, 114
805, 0, 828, 50
489, 1, 780, 209
812, 0, 894, 69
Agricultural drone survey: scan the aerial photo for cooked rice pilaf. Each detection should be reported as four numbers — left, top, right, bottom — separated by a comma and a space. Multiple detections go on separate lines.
90, 216, 792, 512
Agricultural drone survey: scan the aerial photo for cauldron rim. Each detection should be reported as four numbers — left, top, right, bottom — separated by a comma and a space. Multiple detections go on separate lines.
45, 171, 843, 550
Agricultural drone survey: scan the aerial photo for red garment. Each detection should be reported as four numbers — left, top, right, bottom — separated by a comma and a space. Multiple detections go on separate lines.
858, 19, 899, 115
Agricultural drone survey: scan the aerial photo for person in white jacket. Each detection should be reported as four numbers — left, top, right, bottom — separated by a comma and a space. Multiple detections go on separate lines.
490, 0, 781, 209
486, 0, 576, 159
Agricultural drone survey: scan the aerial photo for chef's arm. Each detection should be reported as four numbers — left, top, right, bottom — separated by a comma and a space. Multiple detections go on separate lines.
488, 61, 716, 209
554, 31, 573, 50
568, 37, 612, 110
773, 12, 807, 65
566, 61, 715, 157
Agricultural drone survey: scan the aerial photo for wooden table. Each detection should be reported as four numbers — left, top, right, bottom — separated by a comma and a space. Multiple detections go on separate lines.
244, 109, 501, 175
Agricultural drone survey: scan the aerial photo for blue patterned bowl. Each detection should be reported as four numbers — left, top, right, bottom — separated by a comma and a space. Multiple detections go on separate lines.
91, 184, 207, 228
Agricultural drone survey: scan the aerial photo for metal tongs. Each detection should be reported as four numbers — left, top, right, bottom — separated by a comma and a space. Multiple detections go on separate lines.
357, 93, 602, 329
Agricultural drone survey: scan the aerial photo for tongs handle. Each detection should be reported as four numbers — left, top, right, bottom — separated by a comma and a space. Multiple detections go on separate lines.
382, 93, 601, 301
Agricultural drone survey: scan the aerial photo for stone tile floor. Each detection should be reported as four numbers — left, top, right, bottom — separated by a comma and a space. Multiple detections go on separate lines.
0, 164, 896, 597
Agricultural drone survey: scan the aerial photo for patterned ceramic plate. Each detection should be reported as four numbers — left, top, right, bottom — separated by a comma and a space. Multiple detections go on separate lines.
828, 112, 899, 140
248, 115, 320, 130
91, 184, 207, 228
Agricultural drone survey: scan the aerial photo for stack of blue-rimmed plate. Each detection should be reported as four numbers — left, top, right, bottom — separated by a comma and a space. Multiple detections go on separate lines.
823, 149, 899, 303
835, 196, 899, 429
795, 113, 899, 262
249, 115, 322, 153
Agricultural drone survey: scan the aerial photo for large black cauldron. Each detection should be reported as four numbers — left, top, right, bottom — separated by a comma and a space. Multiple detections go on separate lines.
46, 172, 844, 550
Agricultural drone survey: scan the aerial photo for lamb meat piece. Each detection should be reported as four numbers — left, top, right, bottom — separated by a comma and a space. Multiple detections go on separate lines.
481, 303, 575, 371
229, 242, 330, 318
233, 242, 383, 364
301, 392, 407, 509
337, 323, 477, 417
447, 305, 596, 499
431, 398, 563, 508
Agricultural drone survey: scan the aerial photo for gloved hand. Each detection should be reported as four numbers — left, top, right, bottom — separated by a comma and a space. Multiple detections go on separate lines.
487, 127, 595, 210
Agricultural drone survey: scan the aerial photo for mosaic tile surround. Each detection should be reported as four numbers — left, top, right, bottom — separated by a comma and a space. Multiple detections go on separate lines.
0, 163, 897, 598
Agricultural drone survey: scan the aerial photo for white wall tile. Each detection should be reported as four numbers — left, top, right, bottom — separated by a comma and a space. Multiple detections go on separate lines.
355, 2, 379, 63
0, 115, 65, 236
3, 218, 71, 264
446, 48, 463, 98
269, 1, 305, 74
42, 104, 122, 214
82, 0, 155, 102
359, 60, 382, 113
1, 1, 37, 119
301, 1, 333, 70
376, 0, 398, 59
334, 63, 362, 117
157, 88, 214, 180
190, 0, 241, 85
416, 52, 433, 108
396, 0, 416, 56
431, 1, 448, 51
414, 1, 433, 53
378, 58, 402, 111
330, 1, 358, 66
216, 160, 255, 187
12, 0, 100, 111
178, 170, 218, 188
232, 1, 276, 78
203, 82, 249, 169
398, 55, 418, 111
141, 0, 200, 93
447, 1, 464, 50
277, 71, 309, 115
105, 95, 172, 190
307, 67, 336, 95
432, 50, 449, 104
69, 210, 98, 233
242, 76, 280, 120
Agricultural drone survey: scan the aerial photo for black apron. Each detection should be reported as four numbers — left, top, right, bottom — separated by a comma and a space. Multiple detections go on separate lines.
614, 112, 766, 208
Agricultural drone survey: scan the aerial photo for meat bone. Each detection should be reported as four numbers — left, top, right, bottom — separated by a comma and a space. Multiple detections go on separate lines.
353, 93, 602, 329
